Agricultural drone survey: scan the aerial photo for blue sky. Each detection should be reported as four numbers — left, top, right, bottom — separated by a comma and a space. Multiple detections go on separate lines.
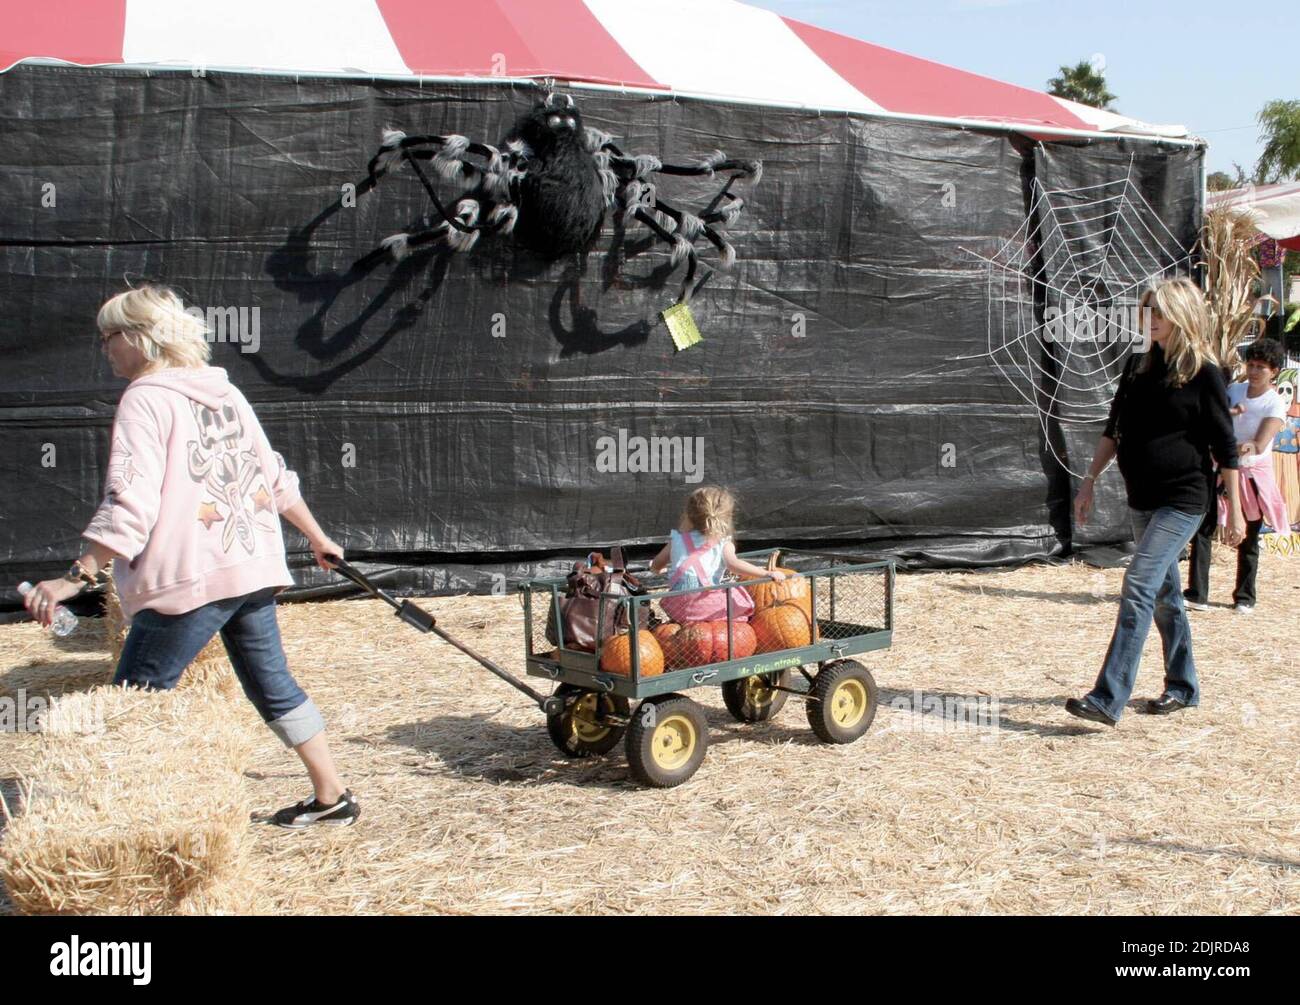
747, 0, 1280, 176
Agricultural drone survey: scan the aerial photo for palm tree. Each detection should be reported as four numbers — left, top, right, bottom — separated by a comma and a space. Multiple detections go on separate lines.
1256, 100, 1300, 183
1047, 61, 1117, 110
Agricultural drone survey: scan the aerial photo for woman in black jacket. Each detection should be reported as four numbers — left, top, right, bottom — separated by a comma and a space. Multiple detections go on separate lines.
1069, 278, 1244, 726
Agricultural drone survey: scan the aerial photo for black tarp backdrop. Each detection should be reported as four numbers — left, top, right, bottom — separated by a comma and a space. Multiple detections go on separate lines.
0, 64, 1204, 608
1033, 141, 1207, 548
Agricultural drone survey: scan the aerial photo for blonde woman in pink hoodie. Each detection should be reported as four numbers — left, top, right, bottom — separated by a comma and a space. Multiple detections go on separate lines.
22, 285, 358, 829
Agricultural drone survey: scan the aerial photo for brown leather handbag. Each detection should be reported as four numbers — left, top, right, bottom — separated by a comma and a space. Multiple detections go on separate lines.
545, 547, 648, 652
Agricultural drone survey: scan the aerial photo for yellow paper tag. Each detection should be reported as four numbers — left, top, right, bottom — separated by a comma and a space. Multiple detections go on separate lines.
662, 302, 703, 351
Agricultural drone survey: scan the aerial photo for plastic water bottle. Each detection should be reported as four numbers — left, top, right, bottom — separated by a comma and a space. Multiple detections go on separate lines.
17, 581, 79, 637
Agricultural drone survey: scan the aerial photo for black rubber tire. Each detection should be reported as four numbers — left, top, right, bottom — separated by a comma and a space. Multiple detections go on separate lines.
546, 684, 629, 758
625, 693, 709, 788
721, 670, 790, 723
805, 660, 878, 744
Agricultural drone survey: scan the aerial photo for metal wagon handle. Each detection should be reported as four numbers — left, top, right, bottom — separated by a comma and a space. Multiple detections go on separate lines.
326, 555, 560, 715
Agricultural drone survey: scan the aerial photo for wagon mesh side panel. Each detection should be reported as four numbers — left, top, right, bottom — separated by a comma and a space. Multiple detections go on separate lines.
526, 587, 558, 656
814, 567, 889, 640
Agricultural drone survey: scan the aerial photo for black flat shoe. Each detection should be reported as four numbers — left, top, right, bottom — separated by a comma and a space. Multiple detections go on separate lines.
1065, 696, 1117, 727
1145, 693, 1188, 715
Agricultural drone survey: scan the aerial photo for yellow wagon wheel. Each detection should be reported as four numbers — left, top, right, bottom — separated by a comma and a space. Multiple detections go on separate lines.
546, 684, 629, 758
650, 713, 697, 771
626, 693, 709, 788
829, 677, 869, 729
806, 660, 878, 744
722, 669, 791, 722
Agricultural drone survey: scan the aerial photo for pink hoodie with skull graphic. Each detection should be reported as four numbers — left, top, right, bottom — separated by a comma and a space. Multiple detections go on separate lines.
83, 366, 301, 618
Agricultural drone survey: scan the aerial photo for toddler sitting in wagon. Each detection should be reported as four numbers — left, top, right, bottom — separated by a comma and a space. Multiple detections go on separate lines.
650, 486, 785, 624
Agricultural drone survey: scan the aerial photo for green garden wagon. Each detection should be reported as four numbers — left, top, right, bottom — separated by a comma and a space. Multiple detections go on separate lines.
519, 549, 894, 788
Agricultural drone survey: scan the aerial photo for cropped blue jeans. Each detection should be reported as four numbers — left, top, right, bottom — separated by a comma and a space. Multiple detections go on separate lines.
113, 587, 324, 747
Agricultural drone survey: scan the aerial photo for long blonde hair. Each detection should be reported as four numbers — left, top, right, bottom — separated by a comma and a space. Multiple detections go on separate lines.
681, 486, 736, 541
96, 285, 211, 369
1138, 278, 1211, 387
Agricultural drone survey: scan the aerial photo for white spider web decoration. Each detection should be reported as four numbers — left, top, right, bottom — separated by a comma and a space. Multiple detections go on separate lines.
961, 160, 1194, 478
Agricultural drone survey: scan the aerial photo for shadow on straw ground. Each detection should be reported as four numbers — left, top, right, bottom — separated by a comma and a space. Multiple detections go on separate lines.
948, 585, 1122, 606
1115, 837, 1300, 871
380, 707, 832, 787
876, 686, 1102, 738
0, 658, 112, 701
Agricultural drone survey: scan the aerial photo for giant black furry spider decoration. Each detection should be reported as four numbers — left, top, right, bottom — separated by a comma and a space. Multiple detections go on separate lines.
355, 90, 762, 304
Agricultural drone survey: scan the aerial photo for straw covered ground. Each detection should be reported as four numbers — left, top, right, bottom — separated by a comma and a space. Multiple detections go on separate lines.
2, 551, 1297, 915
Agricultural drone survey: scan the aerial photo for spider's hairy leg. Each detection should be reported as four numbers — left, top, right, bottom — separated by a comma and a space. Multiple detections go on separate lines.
486, 202, 519, 235
615, 179, 654, 228
364, 130, 506, 190
602, 143, 757, 268
583, 127, 615, 153
362, 220, 451, 265
642, 196, 706, 240
626, 204, 704, 302
368, 196, 485, 264
647, 195, 738, 271
445, 198, 482, 252
367, 128, 409, 179
659, 151, 762, 185
601, 143, 761, 185
702, 225, 736, 270
701, 193, 745, 228
593, 149, 619, 208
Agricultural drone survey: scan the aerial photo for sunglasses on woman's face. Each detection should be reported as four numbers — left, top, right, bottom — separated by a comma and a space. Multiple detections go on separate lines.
99, 330, 125, 346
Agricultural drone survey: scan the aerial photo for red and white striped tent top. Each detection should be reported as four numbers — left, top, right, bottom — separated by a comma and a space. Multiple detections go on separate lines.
1208, 183, 1300, 251
3, 0, 1191, 142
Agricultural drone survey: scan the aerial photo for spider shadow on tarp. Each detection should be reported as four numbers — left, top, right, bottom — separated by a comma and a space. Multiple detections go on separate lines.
548, 219, 708, 358
254, 196, 678, 392
251, 201, 453, 394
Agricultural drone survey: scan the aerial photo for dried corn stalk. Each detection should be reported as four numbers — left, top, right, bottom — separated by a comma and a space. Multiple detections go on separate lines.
1200, 206, 1264, 374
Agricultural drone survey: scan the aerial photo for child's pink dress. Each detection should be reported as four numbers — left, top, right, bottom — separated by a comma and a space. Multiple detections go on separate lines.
659, 530, 756, 624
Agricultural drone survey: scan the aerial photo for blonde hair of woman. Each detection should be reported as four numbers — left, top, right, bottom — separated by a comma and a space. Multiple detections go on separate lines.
96, 284, 212, 371
1137, 277, 1211, 387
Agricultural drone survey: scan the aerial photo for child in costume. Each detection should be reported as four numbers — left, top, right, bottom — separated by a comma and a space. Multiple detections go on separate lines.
650, 486, 782, 624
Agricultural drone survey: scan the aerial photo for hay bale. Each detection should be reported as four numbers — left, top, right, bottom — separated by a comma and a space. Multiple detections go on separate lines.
102, 573, 130, 657
103, 575, 240, 698
0, 685, 264, 915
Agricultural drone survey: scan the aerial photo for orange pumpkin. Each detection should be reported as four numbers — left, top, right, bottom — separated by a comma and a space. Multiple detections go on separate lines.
665, 620, 759, 664
653, 622, 691, 669
600, 630, 665, 677
752, 602, 811, 653
730, 620, 758, 659
652, 623, 681, 647
744, 551, 812, 622
666, 623, 715, 668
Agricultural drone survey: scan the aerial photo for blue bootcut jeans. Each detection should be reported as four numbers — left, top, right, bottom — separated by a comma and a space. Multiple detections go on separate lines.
1087, 506, 1203, 721
114, 587, 324, 748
